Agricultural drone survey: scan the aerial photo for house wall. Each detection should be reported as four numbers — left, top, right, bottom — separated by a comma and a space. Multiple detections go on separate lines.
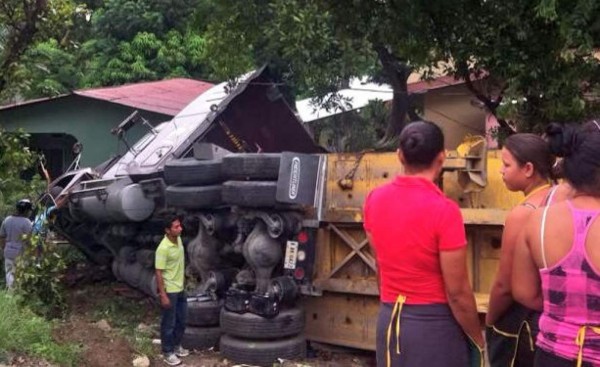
424, 83, 487, 149
0, 95, 171, 175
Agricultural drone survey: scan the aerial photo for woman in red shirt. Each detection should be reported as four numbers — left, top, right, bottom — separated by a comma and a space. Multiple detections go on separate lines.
364, 121, 483, 367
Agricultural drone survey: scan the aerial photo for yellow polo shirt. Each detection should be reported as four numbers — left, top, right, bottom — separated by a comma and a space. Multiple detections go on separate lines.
155, 235, 184, 293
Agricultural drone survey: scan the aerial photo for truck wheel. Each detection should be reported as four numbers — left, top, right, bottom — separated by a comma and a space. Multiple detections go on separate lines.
138, 270, 158, 298
222, 153, 281, 180
181, 326, 222, 351
222, 181, 277, 207
164, 158, 223, 186
220, 334, 306, 366
119, 261, 144, 288
271, 276, 299, 305
220, 307, 304, 339
118, 246, 136, 263
165, 185, 223, 209
187, 299, 222, 327
135, 249, 155, 269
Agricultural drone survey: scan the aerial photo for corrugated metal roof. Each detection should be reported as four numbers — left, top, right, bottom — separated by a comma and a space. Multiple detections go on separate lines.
0, 78, 214, 116
75, 78, 214, 116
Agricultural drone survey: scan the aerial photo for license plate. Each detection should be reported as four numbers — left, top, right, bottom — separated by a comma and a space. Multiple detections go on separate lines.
283, 241, 299, 269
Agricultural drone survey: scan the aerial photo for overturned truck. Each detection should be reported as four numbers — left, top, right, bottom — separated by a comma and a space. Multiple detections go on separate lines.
50, 67, 520, 365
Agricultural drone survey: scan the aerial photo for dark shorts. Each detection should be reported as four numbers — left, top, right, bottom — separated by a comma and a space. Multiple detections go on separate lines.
486, 303, 540, 367
376, 302, 469, 367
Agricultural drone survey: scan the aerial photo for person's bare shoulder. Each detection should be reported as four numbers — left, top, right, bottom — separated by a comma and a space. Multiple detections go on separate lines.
506, 204, 535, 227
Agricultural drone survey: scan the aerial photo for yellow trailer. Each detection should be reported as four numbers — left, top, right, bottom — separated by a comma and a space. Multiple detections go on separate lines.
300, 138, 523, 350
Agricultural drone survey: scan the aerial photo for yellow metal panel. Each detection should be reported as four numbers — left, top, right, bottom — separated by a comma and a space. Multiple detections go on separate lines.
322, 150, 523, 223
301, 292, 379, 351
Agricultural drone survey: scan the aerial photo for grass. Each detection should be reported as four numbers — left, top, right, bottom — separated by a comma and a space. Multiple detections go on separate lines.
90, 288, 159, 357
0, 290, 80, 366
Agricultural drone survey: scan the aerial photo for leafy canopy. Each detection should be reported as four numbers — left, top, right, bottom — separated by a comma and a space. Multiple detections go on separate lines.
202, 0, 600, 135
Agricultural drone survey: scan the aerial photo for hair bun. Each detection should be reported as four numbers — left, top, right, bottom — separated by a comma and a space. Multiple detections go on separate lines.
546, 123, 578, 158
405, 133, 424, 152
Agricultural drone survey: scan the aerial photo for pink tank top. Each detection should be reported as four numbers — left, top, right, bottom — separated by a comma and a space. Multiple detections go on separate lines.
538, 201, 600, 364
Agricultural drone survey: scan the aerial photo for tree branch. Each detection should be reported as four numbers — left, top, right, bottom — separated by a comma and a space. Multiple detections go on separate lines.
457, 61, 515, 135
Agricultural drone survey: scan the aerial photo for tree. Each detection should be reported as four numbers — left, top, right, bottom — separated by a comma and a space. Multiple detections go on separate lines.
203, 0, 439, 146
202, 0, 600, 142
78, 30, 209, 87
0, 0, 49, 95
0, 0, 79, 100
430, 0, 600, 134
2, 0, 214, 100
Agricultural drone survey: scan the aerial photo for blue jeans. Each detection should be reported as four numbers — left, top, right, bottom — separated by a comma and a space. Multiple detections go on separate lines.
160, 291, 187, 354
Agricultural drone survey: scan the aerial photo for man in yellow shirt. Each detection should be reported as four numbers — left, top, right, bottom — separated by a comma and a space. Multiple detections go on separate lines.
155, 214, 189, 366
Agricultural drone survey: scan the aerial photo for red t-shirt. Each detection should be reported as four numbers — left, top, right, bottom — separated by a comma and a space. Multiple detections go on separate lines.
363, 176, 466, 304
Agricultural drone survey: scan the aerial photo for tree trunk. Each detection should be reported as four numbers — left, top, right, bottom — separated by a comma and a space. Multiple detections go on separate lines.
457, 62, 515, 138
374, 45, 411, 149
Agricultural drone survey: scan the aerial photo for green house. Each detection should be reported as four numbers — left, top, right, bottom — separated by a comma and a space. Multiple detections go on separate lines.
0, 78, 213, 180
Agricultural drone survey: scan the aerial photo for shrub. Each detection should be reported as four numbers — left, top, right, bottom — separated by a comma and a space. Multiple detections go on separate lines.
0, 291, 80, 366
14, 233, 71, 318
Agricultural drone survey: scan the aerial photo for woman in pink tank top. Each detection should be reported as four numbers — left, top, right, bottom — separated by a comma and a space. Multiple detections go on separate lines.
513, 121, 600, 367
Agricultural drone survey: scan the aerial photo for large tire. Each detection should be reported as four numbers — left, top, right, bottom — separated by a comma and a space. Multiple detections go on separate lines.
181, 326, 222, 351
165, 185, 223, 209
119, 261, 144, 288
135, 249, 155, 269
220, 334, 306, 366
138, 270, 158, 298
118, 246, 136, 263
222, 181, 277, 207
164, 158, 223, 186
220, 307, 305, 339
222, 154, 281, 180
187, 299, 222, 327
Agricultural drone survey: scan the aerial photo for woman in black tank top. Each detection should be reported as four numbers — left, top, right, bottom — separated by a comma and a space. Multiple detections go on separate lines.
486, 133, 556, 367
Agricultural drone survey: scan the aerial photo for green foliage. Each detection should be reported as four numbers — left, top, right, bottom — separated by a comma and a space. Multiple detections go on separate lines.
13, 39, 82, 98
204, 0, 376, 101
80, 30, 208, 86
203, 0, 600, 134
0, 0, 81, 100
4, 0, 600, 134
91, 0, 200, 39
0, 129, 44, 219
1, 0, 214, 99
432, 0, 600, 129
0, 291, 80, 366
14, 236, 70, 318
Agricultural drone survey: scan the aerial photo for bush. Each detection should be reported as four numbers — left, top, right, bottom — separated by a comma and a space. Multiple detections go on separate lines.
14, 233, 70, 318
0, 291, 80, 366
0, 128, 44, 219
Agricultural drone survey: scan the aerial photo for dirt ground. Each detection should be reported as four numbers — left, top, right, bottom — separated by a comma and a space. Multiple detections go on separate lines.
6, 282, 376, 367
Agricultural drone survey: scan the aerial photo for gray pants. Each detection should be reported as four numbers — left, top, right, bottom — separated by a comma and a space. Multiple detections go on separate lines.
5, 258, 15, 289
376, 302, 469, 367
